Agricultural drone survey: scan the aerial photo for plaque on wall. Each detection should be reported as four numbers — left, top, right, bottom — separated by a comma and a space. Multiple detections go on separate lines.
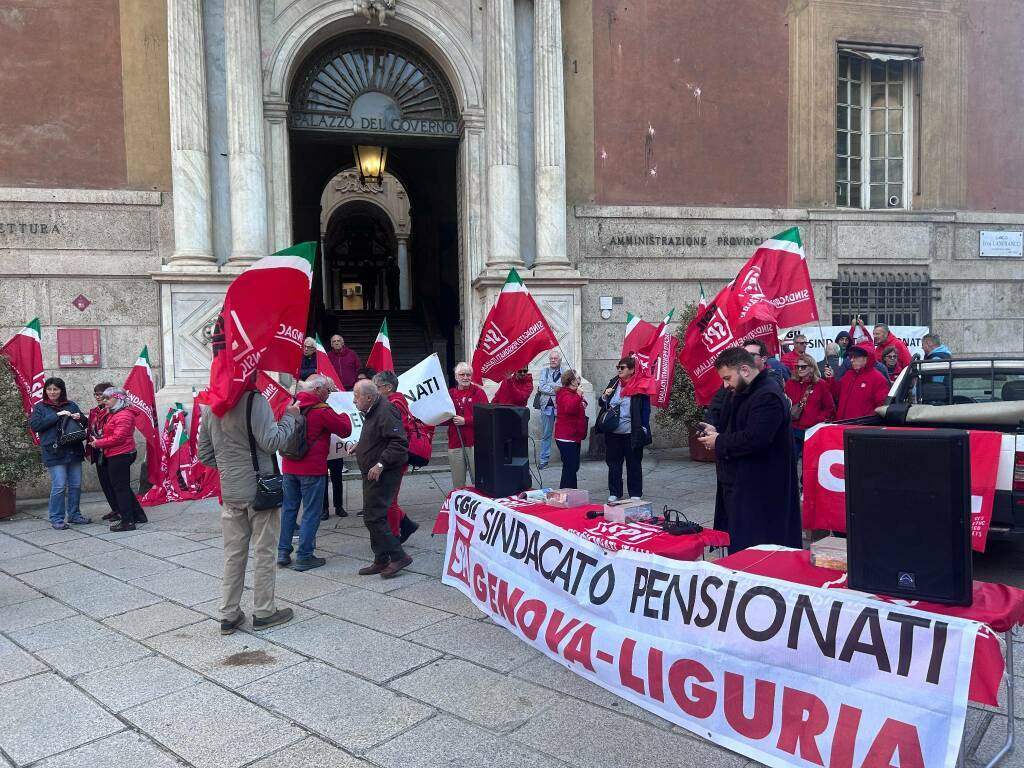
979, 230, 1023, 258
57, 328, 101, 368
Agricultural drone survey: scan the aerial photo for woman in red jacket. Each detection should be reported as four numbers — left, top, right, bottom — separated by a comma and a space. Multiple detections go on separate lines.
554, 370, 588, 489
89, 388, 146, 532
784, 353, 835, 462
87, 381, 120, 521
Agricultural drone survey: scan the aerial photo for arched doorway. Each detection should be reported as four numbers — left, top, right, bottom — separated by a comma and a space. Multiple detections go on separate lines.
320, 170, 412, 312
288, 31, 461, 371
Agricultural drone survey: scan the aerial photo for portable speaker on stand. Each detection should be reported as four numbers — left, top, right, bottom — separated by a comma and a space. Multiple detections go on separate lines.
844, 428, 973, 606
473, 404, 530, 498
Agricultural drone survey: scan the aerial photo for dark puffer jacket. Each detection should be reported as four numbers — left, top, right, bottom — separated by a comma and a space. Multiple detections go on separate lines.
30, 400, 87, 466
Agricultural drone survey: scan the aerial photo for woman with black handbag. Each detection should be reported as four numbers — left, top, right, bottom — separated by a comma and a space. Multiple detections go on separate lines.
596, 357, 652, 502
29, 377, 91, 530
89, 388, 146, 532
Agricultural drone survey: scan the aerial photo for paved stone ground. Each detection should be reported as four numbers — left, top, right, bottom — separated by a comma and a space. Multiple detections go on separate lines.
0, 450, 1021, 767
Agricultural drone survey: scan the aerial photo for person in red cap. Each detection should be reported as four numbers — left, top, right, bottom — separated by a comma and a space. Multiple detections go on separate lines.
824, 342, 890, 420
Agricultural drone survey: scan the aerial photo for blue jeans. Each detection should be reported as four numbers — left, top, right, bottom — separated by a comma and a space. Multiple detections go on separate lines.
47, 461, 83, 524
540, 411, 556, 465
279, 474, 326, 560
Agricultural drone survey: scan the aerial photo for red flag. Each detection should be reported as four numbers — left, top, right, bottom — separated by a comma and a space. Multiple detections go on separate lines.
678, 283, 781, 406
621, 313, 660, 360
727, 227, 818, 331
123, 346, 162, 486
471, 269, 558, 383
644, 312, 679, 408
256, 372, 293, 420
366, 319, 394, 373
1, 318, 45, 444
207, 242, 316, 416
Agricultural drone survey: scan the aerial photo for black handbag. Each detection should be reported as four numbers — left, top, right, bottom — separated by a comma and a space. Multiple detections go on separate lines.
246, 393, 284, 510
595, 404, 620, 434
56, 414, 88, 446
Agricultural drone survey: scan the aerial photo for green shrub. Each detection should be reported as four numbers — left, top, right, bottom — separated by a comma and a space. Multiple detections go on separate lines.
0, 358, 45, 487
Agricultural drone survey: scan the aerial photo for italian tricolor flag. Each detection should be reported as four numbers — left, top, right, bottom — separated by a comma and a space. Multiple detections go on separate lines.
207, 242, 316, 415
621, 313, 659, 360
366, 318, 394, 373
471, 269, 558, 383
0, 317, 45, 419
123, 345, 162, 486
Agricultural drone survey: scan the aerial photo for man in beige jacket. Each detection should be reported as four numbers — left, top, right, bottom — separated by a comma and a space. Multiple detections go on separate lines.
198, 385, 299, 635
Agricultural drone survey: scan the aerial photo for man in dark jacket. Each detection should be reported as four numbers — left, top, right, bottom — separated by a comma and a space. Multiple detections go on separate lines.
350, 380, 412, 578
697, 348, 801, 553
298, 337, 317, 381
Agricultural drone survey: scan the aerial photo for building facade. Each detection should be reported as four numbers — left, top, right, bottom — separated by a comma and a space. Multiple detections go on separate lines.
1, 0, 1022, 421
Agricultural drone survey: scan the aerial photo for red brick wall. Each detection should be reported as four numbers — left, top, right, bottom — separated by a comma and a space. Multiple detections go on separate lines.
0, 1, 127, 188
965, 0, 1024, 213
591, 0, 790, 207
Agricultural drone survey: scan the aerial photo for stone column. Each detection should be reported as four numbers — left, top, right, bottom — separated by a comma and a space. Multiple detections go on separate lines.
397, 236, 411, 309
533, 0, 571, 271
264, 100, 292, 252
166, 0, 215, 268
485, 0, 523, 271
224, 0, 268, 266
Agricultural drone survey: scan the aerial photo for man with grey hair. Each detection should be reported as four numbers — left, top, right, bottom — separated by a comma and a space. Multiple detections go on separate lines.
198, 377, 300, 635
278, 374, 352, 572
350, 379, 412, 577
868, 320, 911, 371
445, 361, 488, 488
922, 333, 952, 360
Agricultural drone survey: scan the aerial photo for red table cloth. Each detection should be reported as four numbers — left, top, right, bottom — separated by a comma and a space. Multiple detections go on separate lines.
432, 492, 729, 561
715, 547, 1024, 707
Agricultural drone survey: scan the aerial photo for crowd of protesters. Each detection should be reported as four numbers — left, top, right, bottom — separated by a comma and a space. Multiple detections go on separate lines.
22, 319, 949, 634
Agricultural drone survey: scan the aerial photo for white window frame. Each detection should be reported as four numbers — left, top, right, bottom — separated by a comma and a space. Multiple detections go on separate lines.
836, 47, 918, 211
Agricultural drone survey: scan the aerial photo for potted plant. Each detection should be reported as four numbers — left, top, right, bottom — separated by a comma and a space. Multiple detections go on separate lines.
0, 358, 44, 517
657, 303, 716, 462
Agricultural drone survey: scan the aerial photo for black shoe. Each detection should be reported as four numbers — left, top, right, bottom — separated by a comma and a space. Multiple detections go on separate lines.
357, 510, 364, 517
336, 509, 348, 518
277, 554, 291, 567
102, 512, 120, 521
109, 521, 137, 532
136, 513, 149, 524
399, 516, 420, 544
220, 613, 245, 635
292, 556, 326, 572
320, 509, 329, 521
252, 607, 293, 631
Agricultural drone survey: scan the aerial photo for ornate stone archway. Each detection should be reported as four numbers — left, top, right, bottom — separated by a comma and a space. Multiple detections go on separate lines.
319, 169, 412, 310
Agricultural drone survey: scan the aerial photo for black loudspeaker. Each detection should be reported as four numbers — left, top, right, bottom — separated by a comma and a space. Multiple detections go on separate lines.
845, 428, 972, 606
473, 404, 530, 498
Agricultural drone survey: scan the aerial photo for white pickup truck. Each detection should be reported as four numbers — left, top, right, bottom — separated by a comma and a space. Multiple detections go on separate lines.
863, 358, 1024, 538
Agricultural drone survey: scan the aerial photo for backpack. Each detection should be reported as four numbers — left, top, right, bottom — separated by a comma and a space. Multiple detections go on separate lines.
279, 402, 331, 461
406, 418, 434, 468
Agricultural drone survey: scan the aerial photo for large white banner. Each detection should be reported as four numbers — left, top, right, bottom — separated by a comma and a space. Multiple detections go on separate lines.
398, 353, 455, 426
783, 326, 929, 362
442, 490, 979, 767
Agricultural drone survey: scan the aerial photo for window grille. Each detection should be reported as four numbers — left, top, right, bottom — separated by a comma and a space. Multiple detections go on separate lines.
827, 271, 939, 326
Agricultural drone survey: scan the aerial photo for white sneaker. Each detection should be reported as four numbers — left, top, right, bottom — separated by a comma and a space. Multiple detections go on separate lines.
607, 495, 618, 503
629, 496, 642, 500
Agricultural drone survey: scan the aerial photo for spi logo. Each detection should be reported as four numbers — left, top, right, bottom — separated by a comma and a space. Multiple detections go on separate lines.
699, 305, 734, 354
479, 321, 509, 356
445, 515, 475, 588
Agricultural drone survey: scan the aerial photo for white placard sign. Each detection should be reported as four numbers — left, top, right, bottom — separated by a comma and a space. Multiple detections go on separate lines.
397, 353, 456, 426
980, 230, 1023, 258
325, 391, 363, 461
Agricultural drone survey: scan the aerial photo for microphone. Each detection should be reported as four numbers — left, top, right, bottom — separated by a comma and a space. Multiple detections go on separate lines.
912, 353, 922, 362
585, 510, 604, 519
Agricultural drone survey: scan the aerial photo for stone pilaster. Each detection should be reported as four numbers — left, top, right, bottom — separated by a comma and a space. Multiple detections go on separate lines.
166, 0, 215, 269
533, 0, 571, 272
264, 99, 292, 253
224, 0, 268, 266
485, 0, 523, 271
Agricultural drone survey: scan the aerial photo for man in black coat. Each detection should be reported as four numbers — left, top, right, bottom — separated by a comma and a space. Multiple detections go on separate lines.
697, 347, 801, 554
